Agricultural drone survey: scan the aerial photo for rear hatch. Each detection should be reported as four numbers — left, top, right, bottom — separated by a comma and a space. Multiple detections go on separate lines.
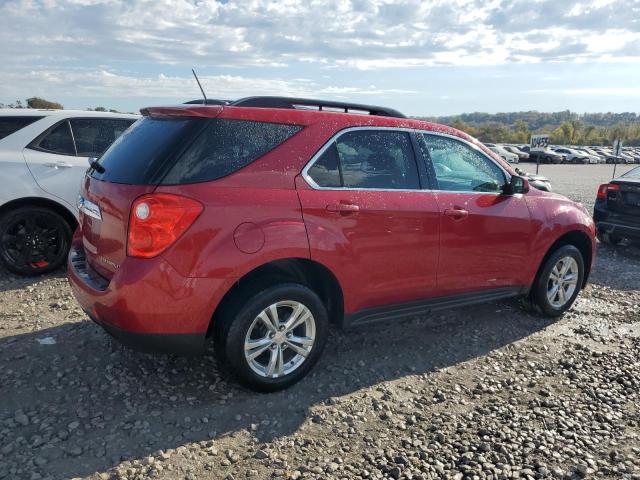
78, 105, 303, 279
79, 112, 213, 279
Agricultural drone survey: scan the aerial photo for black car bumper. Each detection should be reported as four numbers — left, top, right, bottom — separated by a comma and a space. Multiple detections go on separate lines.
594, 205, 640, 239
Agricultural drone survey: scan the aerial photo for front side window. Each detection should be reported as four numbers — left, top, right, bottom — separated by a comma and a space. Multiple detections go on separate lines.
69, 118, 135, 157
0, 116, 43, 140
34, 121, 76, 156
421, 134, 506, 193
306, 129, 420, 190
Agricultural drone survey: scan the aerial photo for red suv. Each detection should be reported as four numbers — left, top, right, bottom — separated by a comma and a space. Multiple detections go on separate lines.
68, 97, 596, 391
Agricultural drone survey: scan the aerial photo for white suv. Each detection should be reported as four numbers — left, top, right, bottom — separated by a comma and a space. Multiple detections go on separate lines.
0, 109, 138, 275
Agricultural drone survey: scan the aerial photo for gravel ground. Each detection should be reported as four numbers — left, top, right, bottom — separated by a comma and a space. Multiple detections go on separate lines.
1, 165, 639, 480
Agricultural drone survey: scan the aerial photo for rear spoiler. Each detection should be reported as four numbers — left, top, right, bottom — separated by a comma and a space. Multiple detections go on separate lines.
140, 105, 224, 118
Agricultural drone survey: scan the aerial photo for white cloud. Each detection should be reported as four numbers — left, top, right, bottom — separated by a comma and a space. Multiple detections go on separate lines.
0, 69, 416, 101
0, 0, 638, 108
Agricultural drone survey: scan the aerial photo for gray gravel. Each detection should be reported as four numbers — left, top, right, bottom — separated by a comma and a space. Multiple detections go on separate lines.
1, 164, 639, 480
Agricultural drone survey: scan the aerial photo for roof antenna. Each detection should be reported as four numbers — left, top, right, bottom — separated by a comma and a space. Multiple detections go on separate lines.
191, 68, 207, 105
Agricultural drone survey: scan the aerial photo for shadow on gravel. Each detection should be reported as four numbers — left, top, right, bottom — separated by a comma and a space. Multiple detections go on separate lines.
589, 243, 640, 292
0, 301, 552, 479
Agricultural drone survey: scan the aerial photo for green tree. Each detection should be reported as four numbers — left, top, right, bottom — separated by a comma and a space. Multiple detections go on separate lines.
26, 97, 63, 109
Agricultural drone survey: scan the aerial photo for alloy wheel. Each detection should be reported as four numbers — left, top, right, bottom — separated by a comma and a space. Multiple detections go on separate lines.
244, 300, 316, 378
547, 256, 579, 308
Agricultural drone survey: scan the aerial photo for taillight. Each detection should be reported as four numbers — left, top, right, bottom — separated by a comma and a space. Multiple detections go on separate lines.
596, 183, 620, 200
127, 193, 203, 258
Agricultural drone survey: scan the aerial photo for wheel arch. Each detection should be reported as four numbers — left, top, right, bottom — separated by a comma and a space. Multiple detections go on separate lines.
0, 196, 78, 232
535, 230, 594, 289
207, 258, 344, 337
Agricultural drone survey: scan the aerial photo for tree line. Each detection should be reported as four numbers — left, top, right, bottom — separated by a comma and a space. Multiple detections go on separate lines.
1, 97, 124, 113
3, 98, 638, 146
419, 110, 640, 146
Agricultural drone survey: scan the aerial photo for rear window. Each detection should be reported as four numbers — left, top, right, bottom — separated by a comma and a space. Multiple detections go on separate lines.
623, 166, 640, 179
161, 119, 302, 185
91, 117, 301, 185
0, 116, 43, 140
90, 117, 206, 185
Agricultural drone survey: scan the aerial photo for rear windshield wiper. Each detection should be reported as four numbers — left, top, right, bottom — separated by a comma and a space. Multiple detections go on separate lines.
88, 157, 105, 174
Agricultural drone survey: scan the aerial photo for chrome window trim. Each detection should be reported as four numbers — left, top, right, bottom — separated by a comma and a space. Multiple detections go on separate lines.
300, 126, 511, 194
300, 126, 426, 192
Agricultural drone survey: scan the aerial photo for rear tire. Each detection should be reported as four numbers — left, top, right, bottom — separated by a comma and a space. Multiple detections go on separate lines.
523, 245, 584, 318
214, 282, 329, 392
0, 206, 72, 276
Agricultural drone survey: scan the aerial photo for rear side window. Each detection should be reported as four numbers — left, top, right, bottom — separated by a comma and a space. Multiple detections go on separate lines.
0, 116, 43, 140
35, 121, 76, 156
69, 118, 135, 157
307, 145, 341, 188
161, 119, 302, 185
90, 117, 205, 185
306, 129, 420, 190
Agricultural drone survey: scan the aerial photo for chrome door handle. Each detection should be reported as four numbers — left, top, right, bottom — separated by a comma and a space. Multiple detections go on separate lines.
44, 161, 73, 169
326, 202, 360, 213
443, 208, 468, 220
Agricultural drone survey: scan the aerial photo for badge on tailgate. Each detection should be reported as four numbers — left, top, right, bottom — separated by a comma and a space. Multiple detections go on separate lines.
77, 195, 102, 220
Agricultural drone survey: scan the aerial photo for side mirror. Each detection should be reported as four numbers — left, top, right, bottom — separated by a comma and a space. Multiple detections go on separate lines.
503, 175, 529, 195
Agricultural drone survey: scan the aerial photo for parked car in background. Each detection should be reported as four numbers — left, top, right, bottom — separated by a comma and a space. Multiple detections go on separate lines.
0, 109, 138, 275
594, 165, 640, 244
503, 145, 529, 162
68, 96, 595, 391
523, 146, 565, 164
485, 143, 519, 163
577, 147, 605, 164
514, 168, 552, 192
553, 147, 589, 164
606, 152, 635, 164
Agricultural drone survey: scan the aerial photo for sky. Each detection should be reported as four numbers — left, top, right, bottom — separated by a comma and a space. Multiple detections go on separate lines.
0, 0, 639, 116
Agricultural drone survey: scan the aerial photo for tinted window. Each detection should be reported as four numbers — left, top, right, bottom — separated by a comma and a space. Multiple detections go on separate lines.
162, 119, 302, 184
306, 144, 341, 187
35, 121, 76, 156
421, 134, 505, 192
69, 118, 135, 157
0, 116, 43, 140
334, 130, 420, 189
91, 117, 205, 185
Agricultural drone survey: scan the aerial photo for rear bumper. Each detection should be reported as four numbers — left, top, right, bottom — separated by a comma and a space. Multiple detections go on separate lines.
67, 235, 229, 355
594, 204, 640, 239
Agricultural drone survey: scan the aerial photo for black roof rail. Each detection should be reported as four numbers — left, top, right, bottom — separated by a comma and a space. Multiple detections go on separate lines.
231, 96, 406, 119
184, 99, 232, 105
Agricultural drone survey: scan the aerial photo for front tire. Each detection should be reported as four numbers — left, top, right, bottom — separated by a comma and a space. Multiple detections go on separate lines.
215, 283, 329, 392
523, 245, 584, 317
0, 206, 72, 276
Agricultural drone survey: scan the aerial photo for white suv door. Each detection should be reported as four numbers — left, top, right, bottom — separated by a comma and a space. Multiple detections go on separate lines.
23, 118, 134, 210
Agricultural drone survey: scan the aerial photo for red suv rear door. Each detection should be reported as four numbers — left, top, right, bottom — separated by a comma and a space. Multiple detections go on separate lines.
417, 133, 532, 296
297, 128, 440, 314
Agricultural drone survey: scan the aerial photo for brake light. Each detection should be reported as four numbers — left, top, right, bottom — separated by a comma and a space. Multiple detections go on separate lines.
596, 183, 620, 200
127, 193, 203, 258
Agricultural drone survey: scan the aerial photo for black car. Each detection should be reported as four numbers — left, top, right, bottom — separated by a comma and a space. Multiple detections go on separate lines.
520, 145, 564, 164
594, 166, 640, 244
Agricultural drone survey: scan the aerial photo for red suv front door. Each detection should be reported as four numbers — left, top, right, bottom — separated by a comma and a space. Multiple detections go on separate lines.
297, 128, 440, 314
418, 133, 533, 296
